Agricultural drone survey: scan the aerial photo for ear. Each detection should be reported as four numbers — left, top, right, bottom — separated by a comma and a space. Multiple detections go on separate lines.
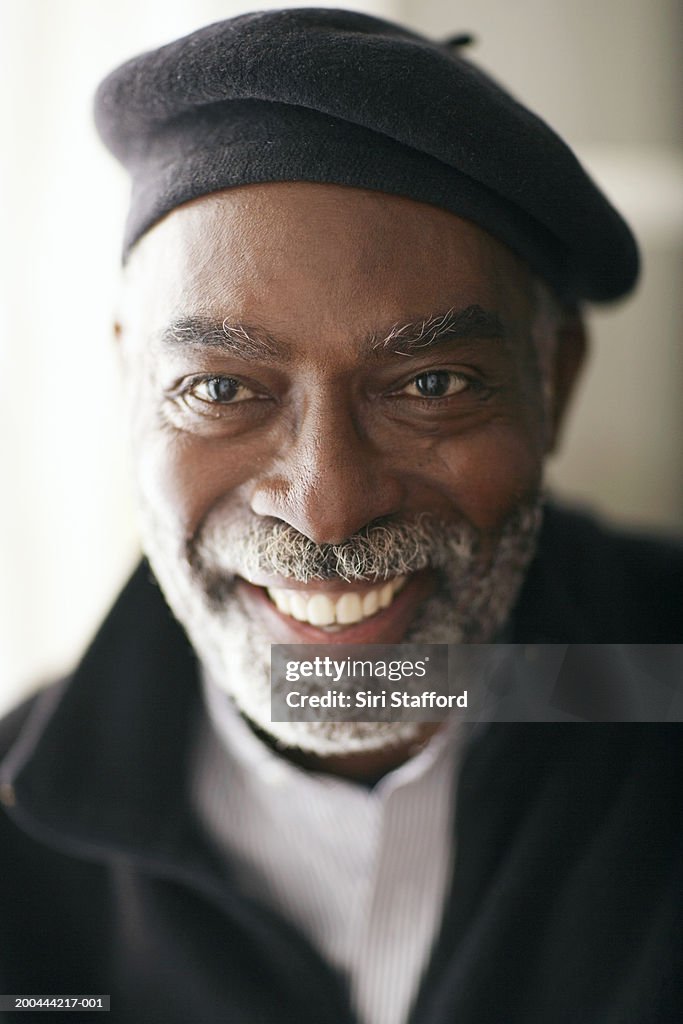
546, 311, 588, 454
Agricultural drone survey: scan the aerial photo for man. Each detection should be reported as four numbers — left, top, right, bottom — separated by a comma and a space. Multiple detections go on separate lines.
0, 9, 681, 1023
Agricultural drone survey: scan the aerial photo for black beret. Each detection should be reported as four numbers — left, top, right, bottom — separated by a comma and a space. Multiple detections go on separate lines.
94, 7, 639, 302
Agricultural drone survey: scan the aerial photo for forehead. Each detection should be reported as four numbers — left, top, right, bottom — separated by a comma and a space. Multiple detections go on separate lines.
121, 182, 534, 342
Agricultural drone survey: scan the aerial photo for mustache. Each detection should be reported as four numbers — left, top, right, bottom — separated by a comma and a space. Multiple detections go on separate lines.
191, 514, 483, 586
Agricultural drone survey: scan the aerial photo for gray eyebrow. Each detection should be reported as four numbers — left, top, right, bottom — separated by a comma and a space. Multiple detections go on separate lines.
160, 306, 504, 362
160, 317, 288, 362
370, 305, 506, 357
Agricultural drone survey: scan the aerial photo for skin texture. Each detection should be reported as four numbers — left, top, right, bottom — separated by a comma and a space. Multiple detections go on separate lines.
116, 182, 586, 780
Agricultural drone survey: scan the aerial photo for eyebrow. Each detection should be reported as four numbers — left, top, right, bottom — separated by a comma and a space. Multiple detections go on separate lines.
159, 317, 287, 362
370, 305, 506, 357
159, 304, 505, 362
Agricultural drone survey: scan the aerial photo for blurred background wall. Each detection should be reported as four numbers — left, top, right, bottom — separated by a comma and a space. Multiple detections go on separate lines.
1, 0, 681, 715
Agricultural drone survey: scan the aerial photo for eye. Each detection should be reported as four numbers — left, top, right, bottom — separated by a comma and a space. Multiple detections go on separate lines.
187, 376, 256, 405
400, 370, 469, 399
163, 372, 271, 432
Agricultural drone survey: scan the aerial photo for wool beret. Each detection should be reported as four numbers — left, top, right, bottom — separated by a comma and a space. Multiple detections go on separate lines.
94, 7, 639, 302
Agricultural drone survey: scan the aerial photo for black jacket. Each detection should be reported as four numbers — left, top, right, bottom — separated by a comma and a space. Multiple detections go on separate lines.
1, 505, 682, 1023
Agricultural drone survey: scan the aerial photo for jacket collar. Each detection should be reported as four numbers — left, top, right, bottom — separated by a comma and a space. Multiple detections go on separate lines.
1, 561, 208, 866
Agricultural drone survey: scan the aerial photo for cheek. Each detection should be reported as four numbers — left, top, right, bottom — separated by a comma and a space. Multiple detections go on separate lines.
133, 430, 258, 543
123, 354, 266, 542
426, 423, 545, 534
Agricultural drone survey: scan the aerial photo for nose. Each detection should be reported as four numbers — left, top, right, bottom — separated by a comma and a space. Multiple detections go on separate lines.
249, 393, 403, 544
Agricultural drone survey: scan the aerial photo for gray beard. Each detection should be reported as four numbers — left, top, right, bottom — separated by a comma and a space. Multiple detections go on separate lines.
138, 501, 542, 756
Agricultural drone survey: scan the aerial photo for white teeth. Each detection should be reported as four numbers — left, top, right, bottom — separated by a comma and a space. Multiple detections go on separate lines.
266, 575, 407, 628
271, 590, 291, 615
307, 595, 336, 627
336, 593, 363, 625
290, 593, 309, 621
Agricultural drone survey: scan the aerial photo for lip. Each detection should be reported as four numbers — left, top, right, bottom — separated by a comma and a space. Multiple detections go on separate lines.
236, 570, 436, 644
237, 571, 393, 594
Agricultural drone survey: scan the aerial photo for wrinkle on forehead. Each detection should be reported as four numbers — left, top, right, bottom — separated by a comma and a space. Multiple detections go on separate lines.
118, 182, 538, 351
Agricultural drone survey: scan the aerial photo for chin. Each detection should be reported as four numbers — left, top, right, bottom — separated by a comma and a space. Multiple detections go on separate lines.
246, 716, 424, 757
182, 588, 427, 756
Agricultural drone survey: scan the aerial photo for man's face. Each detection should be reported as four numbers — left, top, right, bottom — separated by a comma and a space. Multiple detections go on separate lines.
118, 183, 575, 756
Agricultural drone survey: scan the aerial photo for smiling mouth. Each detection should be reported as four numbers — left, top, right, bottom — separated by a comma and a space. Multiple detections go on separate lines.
265, 576, 407, 627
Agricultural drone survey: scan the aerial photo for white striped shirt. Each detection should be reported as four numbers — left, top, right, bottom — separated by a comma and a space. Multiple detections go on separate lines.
192, 680, 465, 1024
